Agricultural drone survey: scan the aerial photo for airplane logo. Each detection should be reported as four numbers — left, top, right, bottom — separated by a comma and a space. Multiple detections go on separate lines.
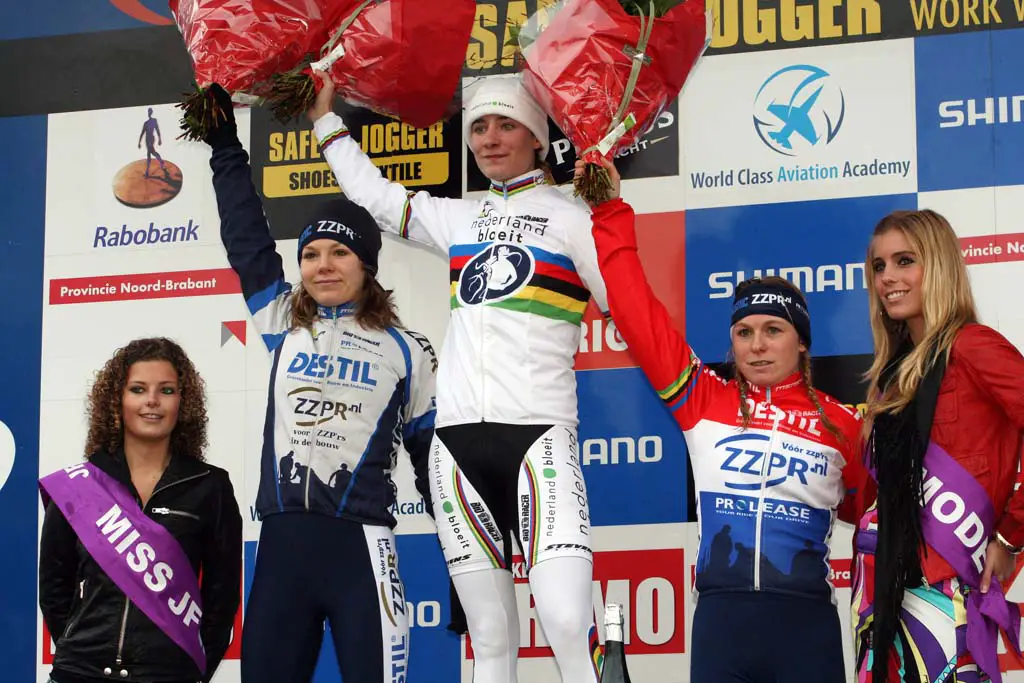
752, 65, 845, 157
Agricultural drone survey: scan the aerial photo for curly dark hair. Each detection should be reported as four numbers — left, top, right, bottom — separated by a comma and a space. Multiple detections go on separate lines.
84, 337, 208, 461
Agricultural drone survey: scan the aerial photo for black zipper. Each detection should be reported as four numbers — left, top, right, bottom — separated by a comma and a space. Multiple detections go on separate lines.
114, 470, 210, 665
61, 579, 88, 640
151, 507, 201, 520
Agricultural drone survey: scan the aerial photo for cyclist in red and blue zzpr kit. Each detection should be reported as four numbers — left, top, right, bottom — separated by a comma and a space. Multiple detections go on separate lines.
579, 158, 873, 683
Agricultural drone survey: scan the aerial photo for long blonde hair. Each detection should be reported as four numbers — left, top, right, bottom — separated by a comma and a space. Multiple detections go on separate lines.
862, 209, 978, 437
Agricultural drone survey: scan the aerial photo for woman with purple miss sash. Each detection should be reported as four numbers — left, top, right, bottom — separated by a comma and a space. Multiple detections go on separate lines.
39, 338, 243, 683
853, 210, 1024, 683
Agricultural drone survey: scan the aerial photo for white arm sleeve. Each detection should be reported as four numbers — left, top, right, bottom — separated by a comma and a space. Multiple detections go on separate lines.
313, 112, 462, 254
565, 205, 610, 316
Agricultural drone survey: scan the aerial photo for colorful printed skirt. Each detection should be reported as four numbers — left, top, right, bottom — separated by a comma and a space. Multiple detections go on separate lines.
853, 510, 988, 682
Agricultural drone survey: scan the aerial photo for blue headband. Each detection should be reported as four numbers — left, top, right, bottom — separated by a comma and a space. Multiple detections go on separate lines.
731, 281, 812, 348
296, 198, 382, 273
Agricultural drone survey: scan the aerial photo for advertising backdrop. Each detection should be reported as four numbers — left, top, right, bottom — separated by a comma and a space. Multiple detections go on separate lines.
1, 1, 1023, 682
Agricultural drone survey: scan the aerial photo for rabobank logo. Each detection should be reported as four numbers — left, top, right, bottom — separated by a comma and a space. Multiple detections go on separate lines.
457, 244, 534, 306
753, 65, 845, 157
0, 420, 15, 494
715, 433, 828, 491
111, 107, 184, 209
5, 1, 172, 41
88, 104, 200, 250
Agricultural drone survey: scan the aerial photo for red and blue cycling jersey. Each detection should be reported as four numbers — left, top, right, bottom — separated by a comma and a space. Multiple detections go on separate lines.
591, 198, 872, 602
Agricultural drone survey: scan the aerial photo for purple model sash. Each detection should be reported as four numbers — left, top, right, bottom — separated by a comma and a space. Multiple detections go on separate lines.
919, 441, 1021, 683
39, 462, 206, 672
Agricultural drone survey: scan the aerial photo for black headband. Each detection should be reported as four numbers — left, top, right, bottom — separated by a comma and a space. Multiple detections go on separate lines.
731, 280, 812, 348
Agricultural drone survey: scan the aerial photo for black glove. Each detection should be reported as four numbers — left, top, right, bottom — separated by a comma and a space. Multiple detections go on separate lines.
447, 577, 468, 635
202, 83, 239, 149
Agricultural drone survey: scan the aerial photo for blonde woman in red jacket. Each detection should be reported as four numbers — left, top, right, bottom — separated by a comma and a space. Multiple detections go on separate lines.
853, 209, 1024, 683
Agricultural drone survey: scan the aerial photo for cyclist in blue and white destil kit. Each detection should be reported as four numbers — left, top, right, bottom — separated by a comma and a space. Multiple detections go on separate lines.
202, 84, 438, 683
308, 71, 610, 683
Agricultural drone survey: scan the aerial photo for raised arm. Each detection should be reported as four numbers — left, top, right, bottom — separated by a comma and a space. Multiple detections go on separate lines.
205, 85, 293, 352
590, 196, 711, 425
308, 73, 464, 254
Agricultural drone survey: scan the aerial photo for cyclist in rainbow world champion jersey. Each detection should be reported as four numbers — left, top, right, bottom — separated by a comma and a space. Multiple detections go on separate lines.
308, 72, 610, 683
580, 158, 874, 683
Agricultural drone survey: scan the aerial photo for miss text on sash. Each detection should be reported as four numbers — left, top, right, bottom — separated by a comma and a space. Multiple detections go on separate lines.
63, 463, 203, 640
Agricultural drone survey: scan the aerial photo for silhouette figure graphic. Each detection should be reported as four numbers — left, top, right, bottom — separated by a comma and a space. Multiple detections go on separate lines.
278, 451, 307, 486
789, 539, 826, 581
139, 107, 168, 179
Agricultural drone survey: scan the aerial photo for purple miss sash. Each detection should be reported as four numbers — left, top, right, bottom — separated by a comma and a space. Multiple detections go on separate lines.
918, 441, 1021, 683
39, 462, 206, 672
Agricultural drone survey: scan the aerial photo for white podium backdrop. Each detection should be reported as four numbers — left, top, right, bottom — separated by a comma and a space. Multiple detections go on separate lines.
0, 3, 1021, 682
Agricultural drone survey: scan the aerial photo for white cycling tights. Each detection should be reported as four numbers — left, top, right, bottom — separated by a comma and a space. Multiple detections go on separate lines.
452, 556, 599, 683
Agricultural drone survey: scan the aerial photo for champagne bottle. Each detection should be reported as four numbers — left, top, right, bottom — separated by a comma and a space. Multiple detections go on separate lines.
599, 603, 632, 683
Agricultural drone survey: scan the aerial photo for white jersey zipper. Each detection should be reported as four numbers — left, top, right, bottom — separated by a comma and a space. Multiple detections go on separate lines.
753, 386, 782, 591
304, 313, 340, 510
480, 187, 511, 423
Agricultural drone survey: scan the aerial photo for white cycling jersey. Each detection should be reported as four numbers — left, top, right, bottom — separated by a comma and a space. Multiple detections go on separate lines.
314, 113, 610, 429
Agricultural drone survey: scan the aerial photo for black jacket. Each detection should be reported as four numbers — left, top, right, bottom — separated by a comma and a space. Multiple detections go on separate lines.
39, 450, 243, 683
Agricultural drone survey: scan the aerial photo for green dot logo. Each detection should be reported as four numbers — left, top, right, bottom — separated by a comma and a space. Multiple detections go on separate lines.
443, 501, 454, 514
543, 468, 557, 478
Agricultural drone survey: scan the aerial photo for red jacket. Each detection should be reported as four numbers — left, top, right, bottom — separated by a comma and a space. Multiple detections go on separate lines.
921, 323, 1024, 583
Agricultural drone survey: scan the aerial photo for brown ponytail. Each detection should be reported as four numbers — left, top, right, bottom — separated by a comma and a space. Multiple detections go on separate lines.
799, 352, 845, 444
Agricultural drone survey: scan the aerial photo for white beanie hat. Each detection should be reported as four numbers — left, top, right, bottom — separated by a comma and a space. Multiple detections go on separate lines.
463, 74, 550, 159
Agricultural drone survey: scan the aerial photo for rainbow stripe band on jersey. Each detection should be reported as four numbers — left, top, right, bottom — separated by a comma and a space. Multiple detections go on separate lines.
448, 242, 591, 324
318, 127, 350, 154
489, 173, 544, 199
